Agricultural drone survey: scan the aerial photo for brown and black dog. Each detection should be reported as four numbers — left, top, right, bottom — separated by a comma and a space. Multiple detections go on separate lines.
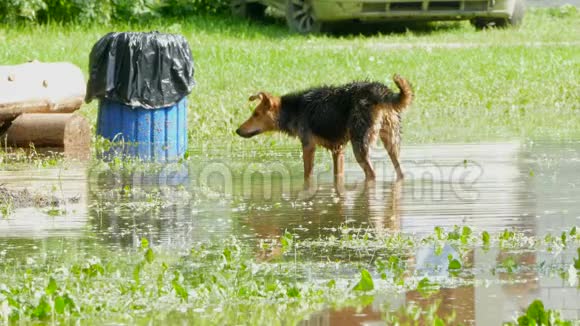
236, 75, 413, 181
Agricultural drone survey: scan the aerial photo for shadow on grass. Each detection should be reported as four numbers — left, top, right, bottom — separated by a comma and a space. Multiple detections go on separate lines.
170, 14, 466, 38
329, 20, 466, 36
1, 13, 466, 40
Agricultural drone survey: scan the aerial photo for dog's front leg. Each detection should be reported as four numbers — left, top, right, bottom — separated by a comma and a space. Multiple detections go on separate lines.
302, 144, 316, 181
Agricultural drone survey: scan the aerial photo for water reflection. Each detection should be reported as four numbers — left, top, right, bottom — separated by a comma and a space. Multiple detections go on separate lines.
0, 142, 579, 324
87, 162, 233, 247
0, 166, 88, 237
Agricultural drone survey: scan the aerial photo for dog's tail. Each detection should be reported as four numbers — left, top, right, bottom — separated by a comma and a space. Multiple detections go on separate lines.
390, 74, 413, 112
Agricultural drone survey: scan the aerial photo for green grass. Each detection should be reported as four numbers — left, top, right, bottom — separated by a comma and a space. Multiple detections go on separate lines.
1, 7, 579, 152
0, 227, 577, 324
1, 11, 579, 324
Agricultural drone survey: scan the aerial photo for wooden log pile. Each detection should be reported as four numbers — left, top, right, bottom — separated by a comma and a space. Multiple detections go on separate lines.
0, 61, 90, 159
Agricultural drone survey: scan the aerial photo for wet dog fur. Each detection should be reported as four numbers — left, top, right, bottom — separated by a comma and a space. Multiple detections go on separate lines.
236, 75, 413, 181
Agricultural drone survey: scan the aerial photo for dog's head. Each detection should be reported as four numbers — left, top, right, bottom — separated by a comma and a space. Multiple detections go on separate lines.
236, 92, 280, 138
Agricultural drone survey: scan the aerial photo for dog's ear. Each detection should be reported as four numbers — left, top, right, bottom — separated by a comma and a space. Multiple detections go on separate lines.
249, 92, 273, 108
248, 92, 263, 102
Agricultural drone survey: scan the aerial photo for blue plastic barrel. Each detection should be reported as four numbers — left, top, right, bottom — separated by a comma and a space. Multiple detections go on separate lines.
97, 98, 188, 162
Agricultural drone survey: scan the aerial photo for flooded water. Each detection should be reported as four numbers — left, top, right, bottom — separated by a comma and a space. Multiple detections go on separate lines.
0, 141, 579, 324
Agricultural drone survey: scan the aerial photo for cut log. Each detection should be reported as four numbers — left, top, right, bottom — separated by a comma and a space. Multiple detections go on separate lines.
0, 61, 85, 122
5, 113, 90, 159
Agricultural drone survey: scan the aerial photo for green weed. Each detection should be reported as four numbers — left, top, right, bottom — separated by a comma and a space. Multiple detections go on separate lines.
504, 299, 573, 326
0, 228, 577, 324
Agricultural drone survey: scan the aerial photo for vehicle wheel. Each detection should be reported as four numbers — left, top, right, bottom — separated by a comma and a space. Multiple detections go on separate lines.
286, 0, 329, 34
471, 0, 525, 29
506, 0, 525, 26
231, 0, 266, 20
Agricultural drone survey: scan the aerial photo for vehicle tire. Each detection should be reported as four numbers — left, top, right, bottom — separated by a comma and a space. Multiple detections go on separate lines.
506, 0, 525, 26
471, 0, 525, 29
231, 0, 266, 20
286, 0, 330, 34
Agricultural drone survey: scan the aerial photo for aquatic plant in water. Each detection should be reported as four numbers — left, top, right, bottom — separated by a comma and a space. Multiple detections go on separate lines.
0, 227, 577, 324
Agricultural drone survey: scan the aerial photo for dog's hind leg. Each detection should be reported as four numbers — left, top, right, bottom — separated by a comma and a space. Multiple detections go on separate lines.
302, 143, 316, 181
351, 138, 376, 181
332, 149, 344, 178
350, 110, 377, 181
380, 117, 404, 180
332, 149, 345, 191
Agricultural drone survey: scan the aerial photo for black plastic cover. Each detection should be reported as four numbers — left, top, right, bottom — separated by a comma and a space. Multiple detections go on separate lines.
85, 32, 195, 109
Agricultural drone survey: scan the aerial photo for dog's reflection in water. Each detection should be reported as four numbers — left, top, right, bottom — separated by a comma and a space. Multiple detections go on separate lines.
252, 178, 403, 261
333, 177, 403, 235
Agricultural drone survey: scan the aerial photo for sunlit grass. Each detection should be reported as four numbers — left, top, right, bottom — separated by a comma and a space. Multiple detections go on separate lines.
0, 7, 578, 153
0, 8, 579, 324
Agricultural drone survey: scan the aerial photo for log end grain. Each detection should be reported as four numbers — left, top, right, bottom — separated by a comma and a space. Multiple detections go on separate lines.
6, 113, 90, 160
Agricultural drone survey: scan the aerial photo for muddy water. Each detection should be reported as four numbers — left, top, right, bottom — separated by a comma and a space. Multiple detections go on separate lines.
0, 142, 579, 324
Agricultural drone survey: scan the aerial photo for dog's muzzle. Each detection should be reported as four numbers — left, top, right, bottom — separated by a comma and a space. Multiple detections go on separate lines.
236, 128, 260, 138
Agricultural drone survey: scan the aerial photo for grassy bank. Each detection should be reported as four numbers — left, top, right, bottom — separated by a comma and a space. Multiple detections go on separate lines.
0, 7, 579, 151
